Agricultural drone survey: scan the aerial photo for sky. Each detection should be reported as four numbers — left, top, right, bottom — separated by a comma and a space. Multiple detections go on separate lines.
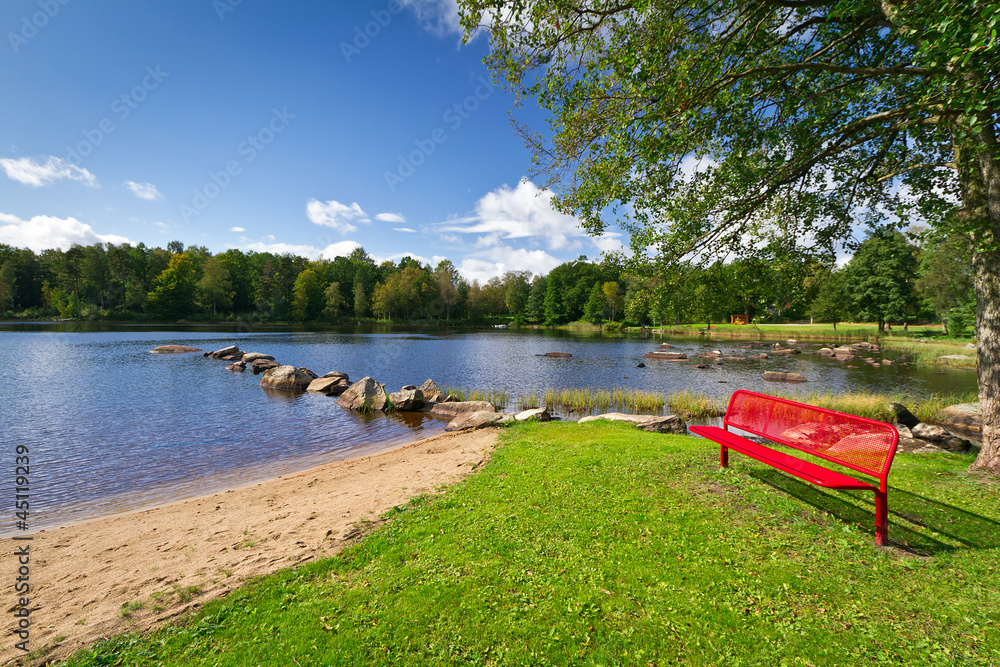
0, 0, 626, 283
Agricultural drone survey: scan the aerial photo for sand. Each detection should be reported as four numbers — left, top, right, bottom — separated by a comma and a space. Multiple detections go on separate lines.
1, 429, 499, 666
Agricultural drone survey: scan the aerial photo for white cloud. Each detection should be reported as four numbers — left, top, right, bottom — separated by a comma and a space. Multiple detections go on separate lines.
437, 180, 586, 252
306, 199, 369, 234
229, 226, 245, 232
0, 156, 98, 188
372, 252, 447, 269
0, 212, 130, 252
234, 238, 361, 261
393, 227, 417, 233
458, 245, 562, 283
399, 0, 461, 36
123, 180, 162, 201
375, 212, 406, 223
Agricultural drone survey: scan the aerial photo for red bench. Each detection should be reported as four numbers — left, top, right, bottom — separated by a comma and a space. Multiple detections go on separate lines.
689, 390, 899, 545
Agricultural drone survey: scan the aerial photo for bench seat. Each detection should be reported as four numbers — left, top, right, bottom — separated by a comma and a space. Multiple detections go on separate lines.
688, 425, 874, 490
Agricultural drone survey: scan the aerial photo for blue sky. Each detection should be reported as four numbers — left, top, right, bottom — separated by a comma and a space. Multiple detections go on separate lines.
0, 0, 625, 282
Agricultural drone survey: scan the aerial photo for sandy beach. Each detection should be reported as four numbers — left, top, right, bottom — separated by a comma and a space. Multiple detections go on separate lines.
1, 429, 499, 666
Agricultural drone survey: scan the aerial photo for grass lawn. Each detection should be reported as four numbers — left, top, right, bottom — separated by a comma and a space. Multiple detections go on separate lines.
62, 422, 999, 666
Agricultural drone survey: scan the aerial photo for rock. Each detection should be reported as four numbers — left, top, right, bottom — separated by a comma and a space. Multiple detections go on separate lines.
259, 365, 313, 391
428, 401, 496, 419
771, 348, 802, 355
241, 352, 274, 363
539, 352, 572, 358
445, 410, 506, 432
389, 386, 425, 411
419, 379, 445, 403
894, 424, 913, 439
694, 364, 709, 369
226, 361, 246, 372
208, 345, 240, 359
297, 367, 318, 380
322, 371, 349, 381
965, 342, 976, 350
817, 347, 834, 356
757, 353, 768, 359
933, 402, 982, 433
515, 408, 550, 422
786, 339, 799, 345
643, 351, 688, 360
763, 371, 807, 382
659, 343, 675, 349
251, 359, 281, 374
911, 423, 951, 442
936, 355, 975, 363
221, 354, 244, 361
149, 345, 202, 354
888, 402, 919, 428
337, 377, 389, 412
306, 377, 351, 396
578, 413, 687, 434
636, 362, 646, 368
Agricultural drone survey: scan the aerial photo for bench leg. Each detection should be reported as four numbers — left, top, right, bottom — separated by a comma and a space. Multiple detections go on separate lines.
720, 445, 729, 468
875, 490, 889, 546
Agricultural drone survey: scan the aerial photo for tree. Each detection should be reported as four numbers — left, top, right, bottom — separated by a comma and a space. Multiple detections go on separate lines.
584, 282, 607, 324
843, 229, 917, 331
323, 282, 345, 321
198, 256, 232, 315
915, 233, 975, 333
459, 0, 1000, 470
147, 253, 197, 320
0, 261, 16, 316
435, 260, 461, 320
291, 268, 323, 321
808, 269, 849, 330
602, 282, 623, 322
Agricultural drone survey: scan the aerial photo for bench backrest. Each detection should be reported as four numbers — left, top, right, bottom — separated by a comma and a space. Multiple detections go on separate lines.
724, 390, 899, 481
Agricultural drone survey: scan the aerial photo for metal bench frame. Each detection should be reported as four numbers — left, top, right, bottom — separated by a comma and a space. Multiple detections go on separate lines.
689, 390, 899, 545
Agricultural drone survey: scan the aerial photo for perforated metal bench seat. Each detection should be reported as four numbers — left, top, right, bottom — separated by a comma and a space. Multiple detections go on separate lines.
689, 390, 899, 545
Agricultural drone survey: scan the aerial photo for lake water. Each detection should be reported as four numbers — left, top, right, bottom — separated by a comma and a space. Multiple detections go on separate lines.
0, 323, 977, 535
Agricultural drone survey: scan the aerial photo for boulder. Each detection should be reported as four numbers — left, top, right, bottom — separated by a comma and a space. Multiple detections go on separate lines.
337, 377, 389, 412
636, 362, 646, 368
226, 361, 246, 372
427, 401, 496, 420
251, 359, 281, 374
817, 347, 834, 356
221, 354, 244, 362
259, 365, 313, 391
578, 412, 687, 434
390, 386, 425, 411
207, 345, 241, 359
242, 352, 274, 363
911, 423, 974, 452
515, 408, 551, 422
419, 379, 445, 403
887, 402, 919, 428
306, 377, 351, 396
150, 345, 202, 354
643, 351, 688, 360
786, 339, 799, 345
763, 371, 807, 382
771, 348, 802, 355
933, 402, 982, 433
659, 343, 676, 349
322, 371, 350, 381
894, 424, 913, 439
297, 367, 318, 380
445, 410, 507, 432
965, 342, 977, 350
539, 352, 572, 358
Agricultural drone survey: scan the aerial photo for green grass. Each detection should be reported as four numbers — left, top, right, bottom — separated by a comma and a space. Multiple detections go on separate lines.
60, 422, 1000, 666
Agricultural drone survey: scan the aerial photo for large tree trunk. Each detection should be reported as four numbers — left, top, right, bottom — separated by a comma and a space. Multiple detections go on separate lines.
972, 248, 1000, 470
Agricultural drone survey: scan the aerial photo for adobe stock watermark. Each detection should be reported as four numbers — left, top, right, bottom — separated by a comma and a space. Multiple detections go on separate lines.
214, 0, 243, 21
63, 66, 170, 167
8, 0, 72, 54
384, 77, 496, 192
179, 107, 295, 222
340, 0, 404, 63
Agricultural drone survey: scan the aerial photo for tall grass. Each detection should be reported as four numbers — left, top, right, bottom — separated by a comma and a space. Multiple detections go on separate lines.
770, 389, 980, 423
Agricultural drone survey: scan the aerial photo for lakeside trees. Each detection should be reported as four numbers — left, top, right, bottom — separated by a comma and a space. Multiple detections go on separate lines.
456, 0, 1000, 469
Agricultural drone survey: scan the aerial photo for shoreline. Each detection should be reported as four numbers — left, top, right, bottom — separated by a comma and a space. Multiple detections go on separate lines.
0, 428, 499, 666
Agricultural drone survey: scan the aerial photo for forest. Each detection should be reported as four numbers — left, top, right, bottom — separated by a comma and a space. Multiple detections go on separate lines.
0, 228, 975, 335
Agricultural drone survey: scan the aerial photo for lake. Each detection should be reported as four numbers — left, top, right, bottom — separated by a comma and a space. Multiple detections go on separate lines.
0, 322, 977, 534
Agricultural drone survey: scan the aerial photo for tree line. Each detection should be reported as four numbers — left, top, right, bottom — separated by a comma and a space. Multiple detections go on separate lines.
0, 227, 973, 332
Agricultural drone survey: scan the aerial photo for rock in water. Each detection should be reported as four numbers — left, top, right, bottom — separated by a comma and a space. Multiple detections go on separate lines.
762, 371, 807, 382
390, 386, 425, 411
149, 345, 202, 354
241, 352, 274, 363
259, 365, 313, 391
515, 408, 551, 422
427, 401, 496, 419
306, 377, 351, 396
419, 379, 445, 403
337, 377, 389, 412
445, 411, 506, 432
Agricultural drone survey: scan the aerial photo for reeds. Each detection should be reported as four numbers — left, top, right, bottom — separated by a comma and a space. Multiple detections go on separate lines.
770, 389, 979, 423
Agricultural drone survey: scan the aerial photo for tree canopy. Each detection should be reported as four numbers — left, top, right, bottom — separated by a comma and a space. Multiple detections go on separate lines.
459, 0, 1000, 469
